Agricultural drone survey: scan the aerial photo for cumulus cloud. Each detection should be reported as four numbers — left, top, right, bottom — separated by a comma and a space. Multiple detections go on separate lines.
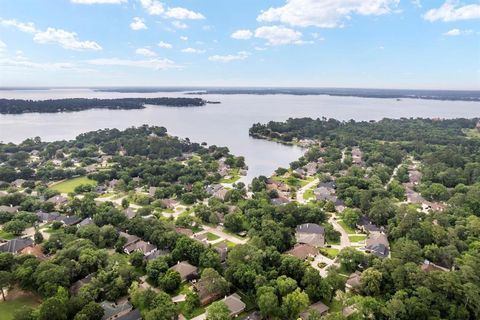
443, 28, 473, 36
130, 17, 147, 30
172, 21, 188, 29
87, 57, 179, 70
158, 41, 172, 49
71, 0, 127, 4
180, 36, 188, 41
257, 0, 400, 28
135, 48, 157, 56
139, 0, 164, 15
208, 51, 250, 62
165, 7, 205, 20
181, 47, 205, 54
231, 29, 253, 40
0, 40, 6, 51
1, 19, 37, 33
139, 0, 205, 21
424, 1, 480, 22
32, 28, 102, 50
254, 25, 304, 45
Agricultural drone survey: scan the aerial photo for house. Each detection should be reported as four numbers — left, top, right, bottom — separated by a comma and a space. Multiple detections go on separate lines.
119, 232, 141, 247
0, 205, 20, 214
145, 249, 170, 261
77, 217, 94, 228
124, 207, 136, 220
345, 271, 362, 291
356, 215, 381, 233
365, 232, 390, 258
193, 278, 224, 305
300, 301, 330, 319
170, 261, 198, 281
11, 179, 25, 188
94, 185, 106, 194
420, 259, 449, 272
160, 199, 178, 209
60, 215, 82, 226
20, 245, 47, 260
286, 244, 319, 260
70, 273, 94, 295
124, 240, 157, 257
295, 223, 325, 247
213, 188, 228, 201
36, 211, 61, 223
351, 147, 363, 166
270, 197, 290, 205
193, 233, 208, 244
304, 162, 318, 176
100, 301, 133, 320
117, 309, 142, 320
47, 195, 68, 207
206, 184, 223, 195
215, 242, 229, 262
175, 227, 194, 237
223, 293, 246, 317
0, 238, 34, 253
108, 179, 119, 190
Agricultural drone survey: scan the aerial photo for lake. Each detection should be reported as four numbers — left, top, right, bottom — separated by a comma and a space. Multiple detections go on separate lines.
1, 88, 479, 182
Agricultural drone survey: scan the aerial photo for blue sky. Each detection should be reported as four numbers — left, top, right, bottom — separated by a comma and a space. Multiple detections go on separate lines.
0, 0, 479, 89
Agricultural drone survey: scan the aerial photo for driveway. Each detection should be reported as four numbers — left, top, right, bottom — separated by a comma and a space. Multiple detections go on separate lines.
201, 225, 247, 245
296, 178, 319, 204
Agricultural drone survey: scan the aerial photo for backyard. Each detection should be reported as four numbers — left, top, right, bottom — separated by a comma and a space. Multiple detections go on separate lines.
49, 176, 97, 193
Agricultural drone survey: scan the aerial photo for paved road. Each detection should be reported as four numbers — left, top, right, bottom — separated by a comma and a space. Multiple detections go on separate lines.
329, 213, 351, 248
201, 225, 248, 245
296, 178, 319, 204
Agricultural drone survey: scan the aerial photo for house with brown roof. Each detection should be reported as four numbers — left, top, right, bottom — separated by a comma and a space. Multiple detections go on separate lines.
193, 278, 224, 306
124, 240, 157, 257
286, 244, 319, 260
300, 301, 330, 319
222, 293, 246, 317
20, 245, 47, 260
170, 261, 198, 281
345, 271, 362, 291
160, 199, 178, 209
47, 195, 68, 207
0, 205, 19, 214
175, 227, 194, 237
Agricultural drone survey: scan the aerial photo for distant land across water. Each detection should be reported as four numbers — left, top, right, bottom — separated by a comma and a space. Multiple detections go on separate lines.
0, 87, 479, 102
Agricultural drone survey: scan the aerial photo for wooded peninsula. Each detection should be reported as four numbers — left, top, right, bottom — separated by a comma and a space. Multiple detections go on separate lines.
0, 97, 209, 114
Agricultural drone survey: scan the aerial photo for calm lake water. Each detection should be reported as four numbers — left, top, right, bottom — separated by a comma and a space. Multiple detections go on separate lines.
1, 88, 479, 182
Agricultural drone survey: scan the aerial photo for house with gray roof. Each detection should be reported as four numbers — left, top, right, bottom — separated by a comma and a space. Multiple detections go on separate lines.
0, 238, 34, 253
300, 301, 330, 319
365, 231, 390, 258
100, 301, 133, 320
295, 223, 325, 247
170, 261, 198, 281
0, 205, 19, 214
223, 293, 246, 317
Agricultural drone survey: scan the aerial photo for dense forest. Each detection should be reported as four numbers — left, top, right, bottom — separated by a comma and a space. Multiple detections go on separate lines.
0, 97, 208, 114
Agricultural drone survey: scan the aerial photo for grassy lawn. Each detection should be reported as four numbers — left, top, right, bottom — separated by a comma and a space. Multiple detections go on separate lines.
337, 220, 356, 234
326, 298, 343, 313
319, 248, 340, 259
0, 296, 41, 320
206, 232, 220, 241
303, 189, 315, 200
464, 128, 480, 139
326, 237, 341, 245
49, 176, 96, 193
177, 302, 206, 320
349, 234, 367, 242
221, 169, 241, 184
0, 230, 16, 240
215, 240, 236, 248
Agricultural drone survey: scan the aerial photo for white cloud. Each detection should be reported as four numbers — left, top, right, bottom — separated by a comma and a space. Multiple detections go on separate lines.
0, 57, 81, 71
165, 7, 205, 20
172, 21, 188, 29
1, 19, 37, 33
0, 40, 6, 51
181, 47, 205, 54
254, 46, 267, 51
130, 17, 147, 30
257, 0, 400, 28
412, 0, 422, 8
1, 19, 102, 51
254, 25, 303, 45
180, 36, 188, 41
424, 1, 480, 22
158, 41, 172, 49
71, 0, 127, 4
231, 29, 253, 40
139, 0, 165, 15
135, 47, 157, 56
443, 28, 473, 36
34, 28, 102, 50
208, 51, 250, 63
87, 57, 179, 70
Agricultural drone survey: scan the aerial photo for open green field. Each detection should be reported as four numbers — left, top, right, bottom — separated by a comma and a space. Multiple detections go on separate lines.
215, 240, 236, 248
463, 128, 480, 139
272, 175, 314, 188
0, 296, 41, 320
49, 176, 96, 193
303, 189, 315, 200
337, 220, 356, 234
221, 168, 241, 184
207, 232, 220, 241
0, 230, 16, 240
319, 248, 340, 259
349, 234, 367, 242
